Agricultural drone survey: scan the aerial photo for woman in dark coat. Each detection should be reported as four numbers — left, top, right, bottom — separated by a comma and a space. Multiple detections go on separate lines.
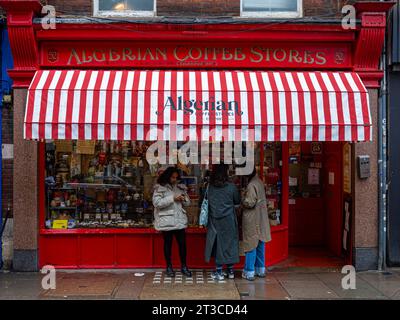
205, 164, 241, 281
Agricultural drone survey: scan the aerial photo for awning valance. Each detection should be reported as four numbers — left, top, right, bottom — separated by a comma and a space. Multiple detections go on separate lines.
24, 70, 371, 142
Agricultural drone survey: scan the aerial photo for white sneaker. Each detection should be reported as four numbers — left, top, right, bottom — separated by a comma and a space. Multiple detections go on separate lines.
241, 272, 255, 281
211, 271, 225, 281
224, 270, 235, 279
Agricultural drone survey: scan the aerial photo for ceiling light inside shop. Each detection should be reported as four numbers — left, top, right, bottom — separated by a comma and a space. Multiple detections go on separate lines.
114, 2, 125, 10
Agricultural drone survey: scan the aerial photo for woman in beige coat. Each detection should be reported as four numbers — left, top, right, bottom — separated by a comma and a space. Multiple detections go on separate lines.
241, 168, 271, 281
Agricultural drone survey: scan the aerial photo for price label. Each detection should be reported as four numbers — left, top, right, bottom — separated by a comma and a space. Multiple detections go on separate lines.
52, 220, 68, 229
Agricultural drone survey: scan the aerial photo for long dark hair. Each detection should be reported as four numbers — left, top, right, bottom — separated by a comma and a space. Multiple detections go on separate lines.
248, 167, 257, 180
157, 167, 180, 186
210, 164, 229, 187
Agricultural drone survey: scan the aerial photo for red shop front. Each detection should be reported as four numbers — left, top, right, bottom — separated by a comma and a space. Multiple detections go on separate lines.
2, 1, 390, 270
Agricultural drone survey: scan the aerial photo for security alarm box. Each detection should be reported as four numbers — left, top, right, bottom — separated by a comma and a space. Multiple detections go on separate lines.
357, 155, 370, 179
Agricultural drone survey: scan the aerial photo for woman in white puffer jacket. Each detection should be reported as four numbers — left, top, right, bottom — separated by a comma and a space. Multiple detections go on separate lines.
153, 167, 192, 277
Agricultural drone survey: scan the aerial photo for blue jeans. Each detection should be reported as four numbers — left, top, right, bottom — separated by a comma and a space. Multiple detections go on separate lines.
243, 241, 265, 277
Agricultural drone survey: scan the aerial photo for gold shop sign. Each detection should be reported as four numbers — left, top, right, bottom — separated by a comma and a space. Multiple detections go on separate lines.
42, 42, 351, 68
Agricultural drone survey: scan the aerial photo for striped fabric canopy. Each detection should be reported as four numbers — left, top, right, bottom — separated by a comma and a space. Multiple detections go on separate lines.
24, 70, 371, 142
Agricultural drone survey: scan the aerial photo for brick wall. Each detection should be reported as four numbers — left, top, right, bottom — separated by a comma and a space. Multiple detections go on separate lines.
43, 0, 376, 19
46, 0, 92, 16
2, 159, 12, 215
1, 105, 11, 144
157, 0, 239, 17
2, 105, 12, 216
303, 0, 345, 18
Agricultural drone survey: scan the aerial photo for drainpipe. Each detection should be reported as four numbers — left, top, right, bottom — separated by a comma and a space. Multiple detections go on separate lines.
378, 0, 389, 271
0, 28, 3, 270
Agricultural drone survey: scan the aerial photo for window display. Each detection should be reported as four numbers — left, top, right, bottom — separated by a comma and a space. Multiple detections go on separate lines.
44, 140, 283, 230
45, 140, 210, 230
45, 141, 158, 229
259, 143, 283, 226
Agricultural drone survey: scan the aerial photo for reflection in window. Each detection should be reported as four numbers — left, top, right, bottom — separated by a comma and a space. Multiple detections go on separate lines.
242, 0, 301, 16
97, 0, 154, 14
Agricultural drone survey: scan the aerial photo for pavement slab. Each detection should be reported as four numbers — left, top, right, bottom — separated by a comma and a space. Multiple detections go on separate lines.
272, 272, 320, 282
41, 272, 123, 299
277, 279, 340, 299
237, 282, 290, 300
357, 271, 400, 299
391, 290, 400, 299
314, 272, 388, 300
140, 271, 240, 300
0, 272, 42, 300
113, 273, 146, 300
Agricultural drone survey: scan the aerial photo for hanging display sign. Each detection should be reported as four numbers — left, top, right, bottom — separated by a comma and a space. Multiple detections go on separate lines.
311, 142, 323, 154
343, 143, 352, 193
54, 141, 73, 153
40, 42, 352, 69
76, 140, 96, 155
308, 168, 320, 185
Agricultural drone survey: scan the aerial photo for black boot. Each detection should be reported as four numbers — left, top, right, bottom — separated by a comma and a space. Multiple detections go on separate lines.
181, 266, 192, 277
166, 265, 175, 277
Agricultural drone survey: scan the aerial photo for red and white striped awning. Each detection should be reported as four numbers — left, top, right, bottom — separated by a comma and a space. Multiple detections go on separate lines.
24, 70, 371, 142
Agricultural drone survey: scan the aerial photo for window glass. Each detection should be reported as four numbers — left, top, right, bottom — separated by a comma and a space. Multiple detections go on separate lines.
242, 0, 298, 13
98, 0, 154, 12
45, 141, 282, 229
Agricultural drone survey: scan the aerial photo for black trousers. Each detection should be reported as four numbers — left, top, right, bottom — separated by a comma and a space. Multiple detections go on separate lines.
162, 229, 187, 267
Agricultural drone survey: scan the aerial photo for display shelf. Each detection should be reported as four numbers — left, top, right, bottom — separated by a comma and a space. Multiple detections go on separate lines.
66, 182, 125, 189
48, 187, 76, 191
40, 225, 284, 235
40, 226, 207, 235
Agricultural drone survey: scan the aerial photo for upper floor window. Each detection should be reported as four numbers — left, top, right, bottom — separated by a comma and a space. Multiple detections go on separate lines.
241, 0, 302, 18
93, 0, 155, 17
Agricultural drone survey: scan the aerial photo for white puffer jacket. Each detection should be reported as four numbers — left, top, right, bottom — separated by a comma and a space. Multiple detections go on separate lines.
152, 183, 190, 231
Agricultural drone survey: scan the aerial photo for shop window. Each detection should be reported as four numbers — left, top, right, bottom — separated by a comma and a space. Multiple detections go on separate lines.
258, 143, 283, 226
241, 0, 302, 18
93, 0, 155, 17
44, 141, 284, 230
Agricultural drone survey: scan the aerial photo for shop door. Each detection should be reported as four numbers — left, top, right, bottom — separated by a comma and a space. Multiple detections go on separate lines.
322, 142, 343, 257
288, 142, 325, 246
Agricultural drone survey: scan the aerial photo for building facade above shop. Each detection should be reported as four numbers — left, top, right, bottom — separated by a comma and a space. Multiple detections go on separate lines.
0, 0, 394, 89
